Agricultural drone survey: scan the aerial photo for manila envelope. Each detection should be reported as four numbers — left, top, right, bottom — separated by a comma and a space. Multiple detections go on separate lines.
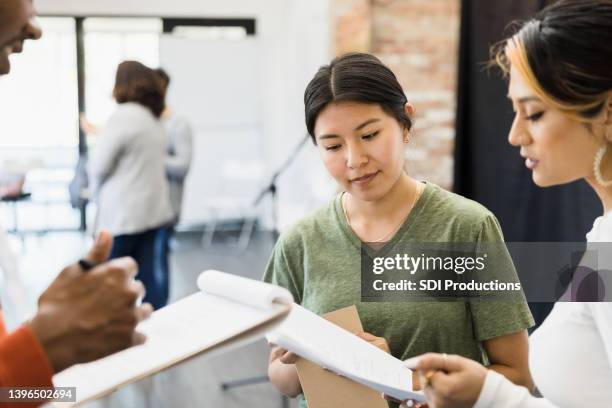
294, 305, 389, 408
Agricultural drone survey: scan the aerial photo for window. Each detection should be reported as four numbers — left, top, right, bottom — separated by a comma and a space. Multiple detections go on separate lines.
0, 16, 258, 233
83, 18, 162, 126
0, 17, 78, 149
0, 18, 80, 232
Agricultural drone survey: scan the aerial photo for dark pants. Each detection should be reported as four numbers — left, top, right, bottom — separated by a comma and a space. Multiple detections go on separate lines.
154, 223, 174, 307
110, 226, 168, 310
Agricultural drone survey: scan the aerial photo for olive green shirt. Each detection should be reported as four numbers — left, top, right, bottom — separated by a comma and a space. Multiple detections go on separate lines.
263, 182, 534, 408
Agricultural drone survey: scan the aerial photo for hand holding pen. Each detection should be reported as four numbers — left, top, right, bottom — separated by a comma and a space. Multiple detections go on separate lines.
26, 230, 153, 373
385, 353, 487, 408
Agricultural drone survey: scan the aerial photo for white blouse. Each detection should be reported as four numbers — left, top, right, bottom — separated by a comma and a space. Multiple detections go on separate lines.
162, 112, 193, 220
474, 211, 612, 408
88, 103, 173, 235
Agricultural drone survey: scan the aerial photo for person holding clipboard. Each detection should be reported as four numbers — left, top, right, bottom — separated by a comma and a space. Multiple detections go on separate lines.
264, 52, 535, 408
0, 2, 152, 404
396, 1, 612, 407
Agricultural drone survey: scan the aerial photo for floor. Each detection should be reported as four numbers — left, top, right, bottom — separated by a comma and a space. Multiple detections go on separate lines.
5, 229, 297, 408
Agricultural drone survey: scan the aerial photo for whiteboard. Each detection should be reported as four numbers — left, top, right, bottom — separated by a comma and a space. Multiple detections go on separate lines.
159, 35, 264, 226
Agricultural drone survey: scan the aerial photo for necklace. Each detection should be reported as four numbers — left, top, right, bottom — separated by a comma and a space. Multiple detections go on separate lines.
342, 182, 423, 243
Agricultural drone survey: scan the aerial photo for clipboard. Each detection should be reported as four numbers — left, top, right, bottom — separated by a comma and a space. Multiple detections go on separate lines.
52, 270, 293, 407
295, 305, 389, 408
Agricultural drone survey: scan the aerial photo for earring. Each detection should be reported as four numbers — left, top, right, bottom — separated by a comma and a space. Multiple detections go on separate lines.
594, 144, 612, 187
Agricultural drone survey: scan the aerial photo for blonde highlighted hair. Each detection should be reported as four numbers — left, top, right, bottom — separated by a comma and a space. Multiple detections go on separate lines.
493, 0, 612, 124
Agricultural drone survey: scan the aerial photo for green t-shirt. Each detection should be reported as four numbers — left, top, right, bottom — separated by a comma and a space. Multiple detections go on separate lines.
263, 182, 534, 408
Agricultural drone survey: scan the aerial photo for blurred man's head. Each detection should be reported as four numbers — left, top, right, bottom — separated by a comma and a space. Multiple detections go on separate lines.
0, 0, 42, 75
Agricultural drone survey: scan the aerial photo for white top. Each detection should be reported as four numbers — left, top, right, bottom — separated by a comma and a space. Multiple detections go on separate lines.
88, 103, 173, 235
0, 225, 29, 330
474, 211, 612, 408
162, 112, 193, 220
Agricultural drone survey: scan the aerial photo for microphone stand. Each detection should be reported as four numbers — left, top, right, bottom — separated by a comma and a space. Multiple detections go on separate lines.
252, 134, 311, 241
220, 135, 310, 403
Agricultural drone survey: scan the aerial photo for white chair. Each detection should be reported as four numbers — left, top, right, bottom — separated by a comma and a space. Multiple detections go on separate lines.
198, 159, 265, 251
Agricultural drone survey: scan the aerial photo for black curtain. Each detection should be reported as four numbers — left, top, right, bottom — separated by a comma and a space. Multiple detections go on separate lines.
454, 0, 601, 328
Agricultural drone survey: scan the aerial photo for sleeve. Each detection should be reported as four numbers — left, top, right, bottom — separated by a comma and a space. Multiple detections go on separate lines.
262, 236, 303, 304
165, 119, 193, 180
0, 325, 54, 408
87, 115, 127, 194
474, 370, 558, 408
589, 303, 612, 376
468, 214, 535, 341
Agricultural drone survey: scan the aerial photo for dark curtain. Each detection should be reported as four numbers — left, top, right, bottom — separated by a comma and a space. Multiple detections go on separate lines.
454, 0, 601, 328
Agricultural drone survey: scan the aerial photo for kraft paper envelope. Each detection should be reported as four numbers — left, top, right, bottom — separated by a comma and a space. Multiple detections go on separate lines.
295, 305, 389, 408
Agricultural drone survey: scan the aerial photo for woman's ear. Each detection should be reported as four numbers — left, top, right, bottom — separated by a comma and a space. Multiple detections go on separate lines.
604, 95, 612, 142
405, 102, 415, 118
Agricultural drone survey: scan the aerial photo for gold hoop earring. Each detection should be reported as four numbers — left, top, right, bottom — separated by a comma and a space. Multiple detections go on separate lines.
594, 144, 612, 187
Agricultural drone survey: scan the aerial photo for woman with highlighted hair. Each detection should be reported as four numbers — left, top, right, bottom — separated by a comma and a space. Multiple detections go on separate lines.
401, 1, 612, 407
263, 52, 535, 408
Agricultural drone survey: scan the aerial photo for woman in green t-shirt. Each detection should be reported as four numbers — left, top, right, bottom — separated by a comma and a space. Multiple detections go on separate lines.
264, 52, 534, 407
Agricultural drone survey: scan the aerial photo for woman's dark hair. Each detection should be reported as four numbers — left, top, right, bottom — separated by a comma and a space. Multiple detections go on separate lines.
113, 61, 164, 118
154, 67, 170, 90
495, 0, 612, 122
304, 52, 412, 143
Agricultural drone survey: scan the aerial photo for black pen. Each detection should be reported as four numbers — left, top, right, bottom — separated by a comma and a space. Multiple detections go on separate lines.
78, 258, 96, 271
79, 258, 144, 305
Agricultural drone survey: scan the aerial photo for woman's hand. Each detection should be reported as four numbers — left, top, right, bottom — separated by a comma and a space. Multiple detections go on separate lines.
79, 114, 99, 136
404, 353, 488, 408
267, 344, 302, 397
383, 394, 428, 408
355, 331, 390, 354
271, 346, 299, 364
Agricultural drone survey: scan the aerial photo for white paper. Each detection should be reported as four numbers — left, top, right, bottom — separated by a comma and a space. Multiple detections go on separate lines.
53, 271, 293, 406
267, 304, 425, 402
197, 269, 293, 309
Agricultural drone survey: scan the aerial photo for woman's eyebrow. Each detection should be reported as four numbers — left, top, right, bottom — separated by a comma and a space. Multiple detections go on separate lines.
507, 94, 541, 104
317, 118, 382, 140
318, 134, 339, 140
517, 96, 542, 104
354, 118, 381, 131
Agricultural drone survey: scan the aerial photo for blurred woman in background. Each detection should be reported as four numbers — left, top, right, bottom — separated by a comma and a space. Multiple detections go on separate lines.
88, 60, 173, 310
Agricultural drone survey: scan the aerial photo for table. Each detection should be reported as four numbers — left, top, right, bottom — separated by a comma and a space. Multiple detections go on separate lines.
0, 192, 32, 239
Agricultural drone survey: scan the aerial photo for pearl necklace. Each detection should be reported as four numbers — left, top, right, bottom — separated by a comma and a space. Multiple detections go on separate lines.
342, 182, 423, 243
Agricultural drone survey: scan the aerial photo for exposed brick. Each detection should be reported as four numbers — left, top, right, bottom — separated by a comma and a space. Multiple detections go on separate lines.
332, 0, 461, 190
333, 0, 373, 54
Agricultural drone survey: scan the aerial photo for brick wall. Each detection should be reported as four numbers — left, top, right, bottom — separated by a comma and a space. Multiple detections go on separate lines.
332, 0, 460, 189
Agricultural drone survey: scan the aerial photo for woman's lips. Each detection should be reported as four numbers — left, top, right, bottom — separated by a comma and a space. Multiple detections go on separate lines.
350, 171, 379, 186
525, 158, 539, 170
